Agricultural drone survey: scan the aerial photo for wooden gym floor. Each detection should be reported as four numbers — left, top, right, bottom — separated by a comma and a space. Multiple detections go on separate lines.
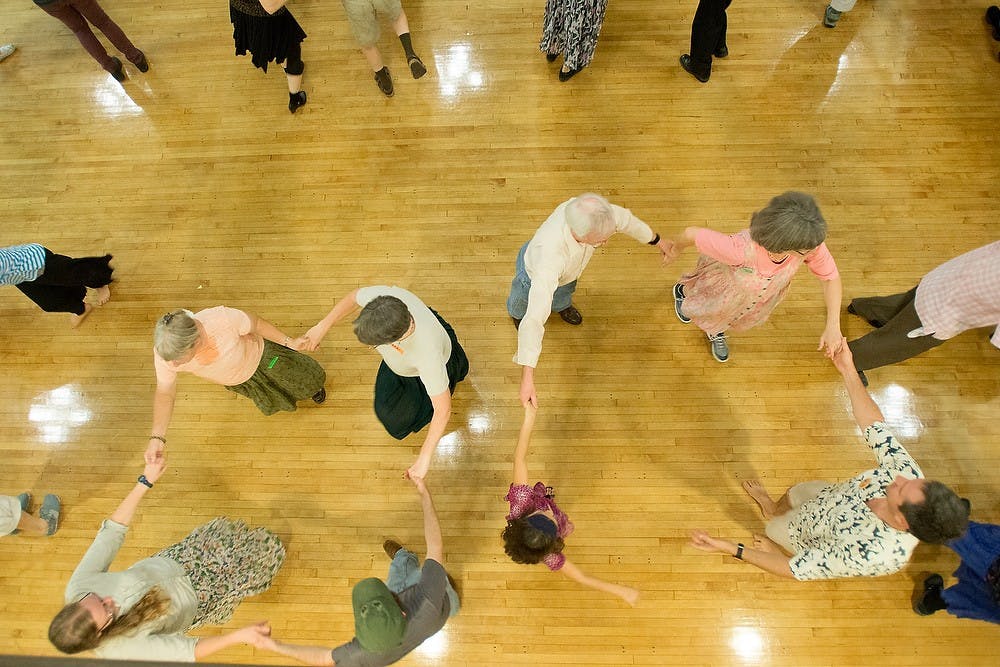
1, 0, 998, 664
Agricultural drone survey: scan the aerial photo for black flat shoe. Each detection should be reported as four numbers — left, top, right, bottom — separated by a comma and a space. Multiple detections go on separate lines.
558, 66, 582, 82
133, 51, 149, 72
546, 52, 558, 62
108, 57, 126, 82
288, 90, 307, 113
714, 44, 729, 58
679, 54, 709, 83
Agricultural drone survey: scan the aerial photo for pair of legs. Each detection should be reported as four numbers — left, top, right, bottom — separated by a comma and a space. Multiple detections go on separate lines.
344, 0, 425, 96
740, 479, 824, 554
506, 242, 581, 326
39, 0, 144, 77
15, 249, 113, 327
680, 0, 731, 82
539, 0, 608, 80
672, 283, 730, 362
846, 287, 946, 372
824, 0, 857, 27
384, 541, 460, 615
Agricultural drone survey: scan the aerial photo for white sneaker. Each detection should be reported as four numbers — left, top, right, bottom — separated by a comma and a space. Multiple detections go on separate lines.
0, 44, 15, 62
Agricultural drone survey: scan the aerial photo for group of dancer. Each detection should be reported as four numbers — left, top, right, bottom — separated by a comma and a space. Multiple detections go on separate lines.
4, 188, 999, 663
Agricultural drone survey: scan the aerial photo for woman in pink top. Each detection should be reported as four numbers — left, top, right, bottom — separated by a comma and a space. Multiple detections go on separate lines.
664, 192, 844, 362
503, 405, 639, 605
143, 307, 326, 463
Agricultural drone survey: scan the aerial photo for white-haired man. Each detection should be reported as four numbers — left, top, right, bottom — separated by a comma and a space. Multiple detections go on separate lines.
506, 193, 671, 408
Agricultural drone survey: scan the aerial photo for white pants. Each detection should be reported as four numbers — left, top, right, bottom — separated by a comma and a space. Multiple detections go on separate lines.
764, 481, 831, 551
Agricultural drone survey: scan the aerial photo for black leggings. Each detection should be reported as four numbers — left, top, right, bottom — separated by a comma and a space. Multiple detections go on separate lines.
15, 249, 113, 315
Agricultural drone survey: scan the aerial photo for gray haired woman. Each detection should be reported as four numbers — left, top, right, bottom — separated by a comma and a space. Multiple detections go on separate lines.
144, 306, 326, 463
662, 192, 844, 363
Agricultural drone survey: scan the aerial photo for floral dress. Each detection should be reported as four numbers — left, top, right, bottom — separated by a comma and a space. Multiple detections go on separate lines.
506, 482, 574, 570
539, 0, 609, 70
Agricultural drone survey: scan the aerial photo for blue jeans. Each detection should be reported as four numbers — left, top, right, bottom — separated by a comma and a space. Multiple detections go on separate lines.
506, 242, 578, 319
387, 548, 460, 618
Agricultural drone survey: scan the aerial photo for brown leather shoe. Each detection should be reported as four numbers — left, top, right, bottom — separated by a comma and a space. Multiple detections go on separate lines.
383, 539, 404, 559
558, 305, 582, 325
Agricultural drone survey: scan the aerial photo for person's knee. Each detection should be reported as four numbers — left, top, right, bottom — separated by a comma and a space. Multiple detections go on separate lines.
284, 58, 304, 76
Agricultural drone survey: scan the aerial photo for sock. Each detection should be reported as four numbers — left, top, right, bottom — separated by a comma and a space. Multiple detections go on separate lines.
399, 33, 417, 60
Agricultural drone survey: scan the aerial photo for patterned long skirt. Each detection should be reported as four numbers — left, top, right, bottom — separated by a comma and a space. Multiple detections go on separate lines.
226, 340, 326, 416
539, 0, 609, 70
156, 518, 286, 628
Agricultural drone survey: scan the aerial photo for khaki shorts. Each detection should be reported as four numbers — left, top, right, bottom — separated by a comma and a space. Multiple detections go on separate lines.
0, 495, 22, 536
341, 0, 403, 47
764, 481, 831, 552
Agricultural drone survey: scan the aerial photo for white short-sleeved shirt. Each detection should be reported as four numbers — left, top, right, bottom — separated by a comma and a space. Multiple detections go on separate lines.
785, 423, 922, 580
356, 286, 452, 396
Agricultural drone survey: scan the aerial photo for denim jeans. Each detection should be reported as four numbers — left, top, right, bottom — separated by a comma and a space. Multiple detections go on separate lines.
386, 548, 460, 617
506, 242, 578, 318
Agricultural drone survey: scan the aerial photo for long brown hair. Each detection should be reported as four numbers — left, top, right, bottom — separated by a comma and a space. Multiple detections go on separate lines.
49, 587, 172, 654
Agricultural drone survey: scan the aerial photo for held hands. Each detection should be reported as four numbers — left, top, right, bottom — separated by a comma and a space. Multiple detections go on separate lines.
657, 237, 681, 266
817, 325, 845, 357
406, 456, 431, 482
144, 438, 165, 465
288, 335, 315, 352
142, 455, 168, 485
519, 378, 538, 409
237, 621, 274, 650
406, 472, 429, 495
828, 337, 858, 376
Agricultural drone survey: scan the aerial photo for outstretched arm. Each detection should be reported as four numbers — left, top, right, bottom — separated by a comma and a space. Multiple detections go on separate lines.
248, 312, 297, 348
146, 378, 177, 463
110, 457, 167, 527
690, 530, 795, 579
560, 559, 640, 606
829, 341, 884, 429
409, 475, 443, 563
407, 390, 451, 479
195, 622, 277, 661
295, 289, 361, 351
512, 404, 537, 485
661, 226, 701, 266
519, 366, 538, 409
818, 276, 844, 355
241, 623, 336, 666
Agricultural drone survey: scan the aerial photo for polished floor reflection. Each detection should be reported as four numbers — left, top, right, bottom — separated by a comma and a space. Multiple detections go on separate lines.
1, 0, 999, 665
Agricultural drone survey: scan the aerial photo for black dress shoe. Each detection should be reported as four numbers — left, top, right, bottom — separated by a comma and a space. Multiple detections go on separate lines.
558, 66, 582, 82
546, 52, 559, 62
913, 574, 945, 616
714, 44, 729, 58
108, 57, 126, 82
132, 51, 149, 72
558, 305, 583, 325
312, 387, 326, 404
288, 91, 307, 114
679, 54, 709, 83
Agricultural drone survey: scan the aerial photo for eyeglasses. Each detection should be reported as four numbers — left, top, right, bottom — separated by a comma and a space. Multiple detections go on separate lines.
75, 593, 115, 634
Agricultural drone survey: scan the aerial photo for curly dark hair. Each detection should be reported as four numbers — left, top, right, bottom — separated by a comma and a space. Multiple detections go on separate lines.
501, 517, 565, 565
901, 480, 970, 544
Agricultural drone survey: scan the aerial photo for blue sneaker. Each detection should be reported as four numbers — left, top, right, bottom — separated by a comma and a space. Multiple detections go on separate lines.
40, 494, 60, 536
708, 332, 729, 362
673, 284, 691, 323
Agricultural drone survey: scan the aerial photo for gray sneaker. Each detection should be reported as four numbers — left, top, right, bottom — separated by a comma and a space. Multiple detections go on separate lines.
708, 332, 729, 362
40, 494, 60, 536
673, 284, 691, 323
823, 5, 842, 27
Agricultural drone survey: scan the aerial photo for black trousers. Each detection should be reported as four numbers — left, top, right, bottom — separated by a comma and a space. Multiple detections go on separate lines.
15, 249, 113, 315
373, 310, 470, 440
689, 0, 732, 75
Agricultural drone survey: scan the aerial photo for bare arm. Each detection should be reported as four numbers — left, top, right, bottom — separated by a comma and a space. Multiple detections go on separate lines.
409, 475, 443, 563
690, 530, 795, 579
407, 390, 451, 479
258, 0, 292, 15
110, 458, 167, 527
829, 341, 884, 429
512, 404, 537, 485
248, 312, 296, 347
258, 639, 335, 666
818, 276, 844, 355
196, 622, 289, 662
559, 559, 640, 606
297, 289, 361, 351
145, 379, 177, 463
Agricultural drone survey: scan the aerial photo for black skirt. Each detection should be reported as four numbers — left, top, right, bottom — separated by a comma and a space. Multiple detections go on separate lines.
230, 2, 306, 72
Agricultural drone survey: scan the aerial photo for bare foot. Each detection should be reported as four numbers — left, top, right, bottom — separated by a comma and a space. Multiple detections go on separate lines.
742, 479, 777, 519
752, 533, 784, 555
88, 285, 111, 306
70, 303, 93, 328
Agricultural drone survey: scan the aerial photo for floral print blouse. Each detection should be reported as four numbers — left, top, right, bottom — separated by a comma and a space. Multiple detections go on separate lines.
506, 482, 575, 571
